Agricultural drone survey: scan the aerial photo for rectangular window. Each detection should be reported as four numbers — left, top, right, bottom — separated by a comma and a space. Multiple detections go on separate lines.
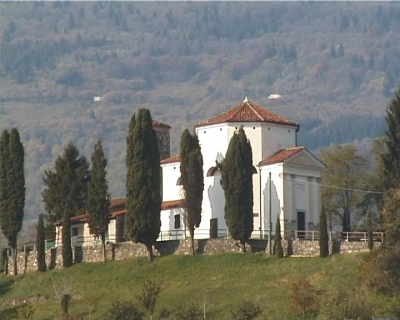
71, 227, 78, 237
174, 215, 180, 229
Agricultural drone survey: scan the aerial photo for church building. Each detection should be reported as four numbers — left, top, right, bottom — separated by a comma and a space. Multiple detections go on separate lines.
159, 98, 325, 241
54, 98, 324, 247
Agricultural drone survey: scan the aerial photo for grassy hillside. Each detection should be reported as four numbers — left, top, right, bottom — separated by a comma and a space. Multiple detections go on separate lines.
0, 1, 398, 219
0, 253, 399, 319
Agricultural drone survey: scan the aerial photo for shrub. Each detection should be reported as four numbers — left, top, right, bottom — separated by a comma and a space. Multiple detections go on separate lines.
231, 300, 262, 320
173, 303, 203, 320
17, 304, 36, 320
108, 300, 143, 320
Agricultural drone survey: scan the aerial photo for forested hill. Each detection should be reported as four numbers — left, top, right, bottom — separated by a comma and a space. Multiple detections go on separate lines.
0, 1, 397, 219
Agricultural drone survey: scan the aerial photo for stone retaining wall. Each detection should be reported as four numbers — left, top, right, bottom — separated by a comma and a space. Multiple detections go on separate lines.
6, 238, 380, 275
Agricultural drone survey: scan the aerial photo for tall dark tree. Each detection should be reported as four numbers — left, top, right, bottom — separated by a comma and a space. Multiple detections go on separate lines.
36, 213, 46, 272
87, 139, 110, 263
220, 127, 253, 253
319, 206, 329, 258
179, 129, 204, 256
275, 215, 284, 258
382, 86, 400, 189
62, 205, 73, 268
0, 128, 25, 275
125, 109, 161, 261
42, 143, 89, 268
366, 206, 374, 251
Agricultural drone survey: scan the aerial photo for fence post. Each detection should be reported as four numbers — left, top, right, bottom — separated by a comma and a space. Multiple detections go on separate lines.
364, 232, 366, 242
295, 230, 298, 240
312, 231, 315, 241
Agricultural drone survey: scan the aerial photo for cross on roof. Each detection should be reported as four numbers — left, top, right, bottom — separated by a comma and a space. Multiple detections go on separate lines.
244, 84, 249, 102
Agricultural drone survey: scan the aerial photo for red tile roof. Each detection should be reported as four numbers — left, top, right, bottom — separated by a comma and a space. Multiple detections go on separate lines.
161, 199, 184, 210
160, 154, 180, 165
196, 99, 298, 128
152, 120, 171, 129
54, 213, 89, 226
110, 198, 126, 212
55, 198, 184, 225
258, 147, 305, 166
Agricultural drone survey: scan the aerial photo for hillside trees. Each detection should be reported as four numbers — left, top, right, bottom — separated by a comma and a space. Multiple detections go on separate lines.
220, 127, 253, 253
87, 139, 110, 263
319, 144, 367, 232
125, 109, 161, 262
0, 128, 25, 275
179, 129, 204, 256
42, 143, 89, 267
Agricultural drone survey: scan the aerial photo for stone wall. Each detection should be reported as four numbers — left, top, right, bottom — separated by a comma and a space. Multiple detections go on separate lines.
6, 238, 380, 275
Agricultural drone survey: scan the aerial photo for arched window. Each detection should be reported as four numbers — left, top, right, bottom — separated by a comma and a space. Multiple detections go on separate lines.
176, 177, 182, 185
207, 167, 220, 177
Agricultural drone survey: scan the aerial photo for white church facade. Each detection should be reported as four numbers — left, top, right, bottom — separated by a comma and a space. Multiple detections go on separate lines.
159, 98, 325, 241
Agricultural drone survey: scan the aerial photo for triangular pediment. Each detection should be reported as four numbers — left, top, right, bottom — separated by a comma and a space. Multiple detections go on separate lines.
286, 149, 325, 169
289, 154, 315, 166
259, 147, 325, 169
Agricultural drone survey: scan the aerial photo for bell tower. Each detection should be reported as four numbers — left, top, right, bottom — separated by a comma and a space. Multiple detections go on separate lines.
152, 121, 171, 160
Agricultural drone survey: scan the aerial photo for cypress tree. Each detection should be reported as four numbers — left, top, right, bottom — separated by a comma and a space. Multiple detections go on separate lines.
62, 205, 73, 268
382, 86, 400, 189
275, 215, 284, 258
220, 127, 253, 253
125, 109, 161, 261
36, 213, 47, 272
319, 206, 329, 258
42, 143, 89, 268
180, 129, 204, 256
366, 206, 374, 251
0, 128, 25, 275
87, 139, 110, 263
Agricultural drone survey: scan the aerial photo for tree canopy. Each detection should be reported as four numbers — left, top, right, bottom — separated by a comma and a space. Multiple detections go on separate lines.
179, 129, 204, 256
42, 143, 89, 267
220, 127, 253, 253
319, 144, 367, 232
42, 143, 89, 223
125, 109, 161, 261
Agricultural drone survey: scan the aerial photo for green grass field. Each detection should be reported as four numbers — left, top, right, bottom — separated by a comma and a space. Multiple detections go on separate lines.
0, 253, 398, 319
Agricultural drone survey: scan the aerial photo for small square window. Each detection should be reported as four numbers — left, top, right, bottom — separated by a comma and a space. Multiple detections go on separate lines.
72, 227, 78, 237
174, 215, 181, 229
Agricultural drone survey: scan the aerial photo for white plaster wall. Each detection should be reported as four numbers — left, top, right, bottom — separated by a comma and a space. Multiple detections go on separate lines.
159, 207, 185, 240
161, 162, 183, 202
260, 159, 322, 237
197, 175, 227, 238
259, 165, 284, 237
108, 219, 117, 242
283, 164, 322, 228
261, 123, 297, 159
196, 124, 230, 172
